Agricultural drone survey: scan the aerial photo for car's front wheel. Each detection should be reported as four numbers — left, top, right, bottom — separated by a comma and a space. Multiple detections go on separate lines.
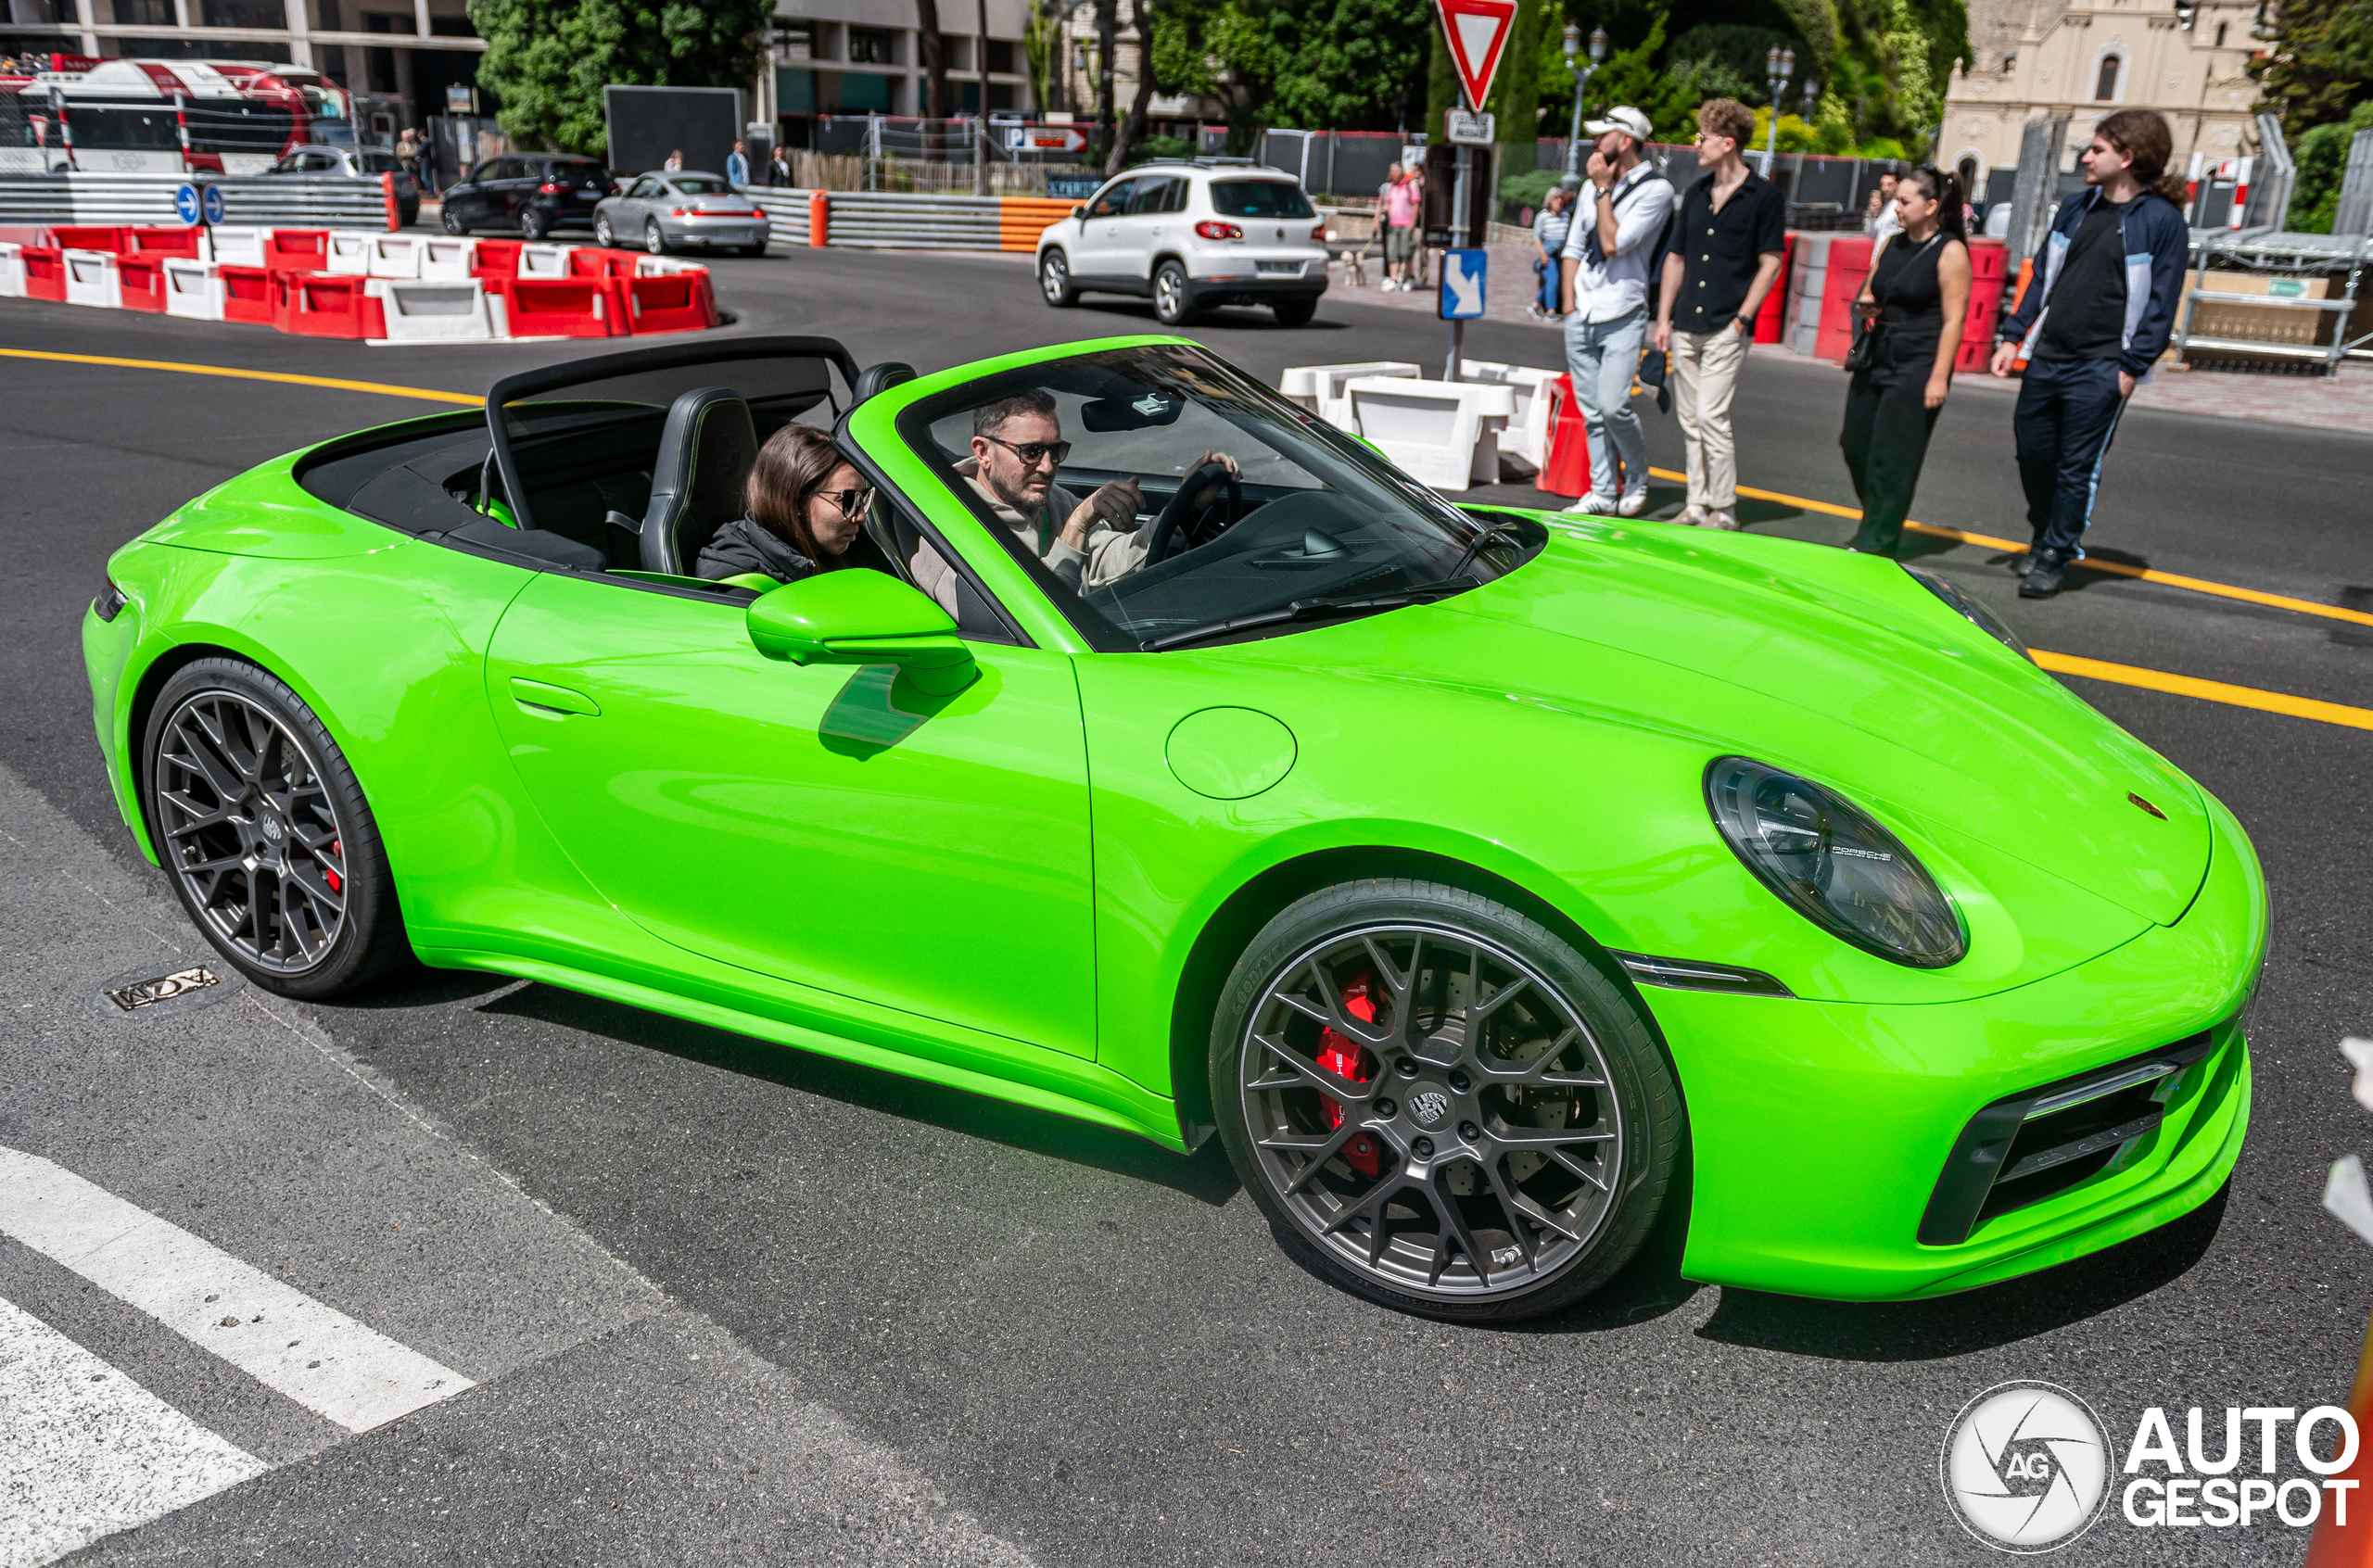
441, 205, 467, 236
644, 220, 668, 256
142, 658, 411, 1000
594, 213, 615, 247
1211, 878, 1680, 1322
1152, 260, 1195, 325
1040, 248, 1078, 307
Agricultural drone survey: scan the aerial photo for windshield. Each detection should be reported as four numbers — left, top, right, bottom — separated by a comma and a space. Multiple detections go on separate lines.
670, 175, 730, 194
898, 343, 1538, 652
57, 103, 180, 150
1210, 179, 1314, 219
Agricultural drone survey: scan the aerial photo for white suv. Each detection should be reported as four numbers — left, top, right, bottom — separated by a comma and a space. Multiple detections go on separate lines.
1036, 159, 1329, 327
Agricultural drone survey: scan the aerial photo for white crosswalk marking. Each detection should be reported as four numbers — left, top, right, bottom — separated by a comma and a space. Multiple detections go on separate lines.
0, 1146, 473, 1433
0, 1295, 268, 1568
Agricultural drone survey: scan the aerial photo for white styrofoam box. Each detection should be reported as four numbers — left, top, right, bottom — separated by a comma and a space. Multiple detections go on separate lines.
517, 243, 574, 278
1276, 361, 1421, 430
1344, 376, 1516, 492
418, 236, 476, 280
367, 234, 425, 278
363, 277, 501, 343
161, 258, 223, 320
207, 225, 269, 266
62, 248, 123, 309
324, 229, 376, 274
0, 241, 23, 298
1459, 359, 1561, 469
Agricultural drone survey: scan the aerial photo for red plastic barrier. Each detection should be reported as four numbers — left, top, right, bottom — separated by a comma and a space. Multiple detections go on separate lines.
1814, 234, 1873, 362
273, 270, 387, 339
567, 247, 645, 279
48, 225, 128, 254
487, 275, 616, 337
21, 247, 66, 302
260, 228, 330, 272
607, 269, 717, 335
470, 237, 523, 278
117, 253, 168, 312
808, 189, 829, 247
1753, 234, 1795, 344
381, 171, 400, 233
219, 262, 274, 324
1956, 269, 2010, 373
1968, 237, 2008, 280
1536, 373, 1593, 499
125, 225, 206, 260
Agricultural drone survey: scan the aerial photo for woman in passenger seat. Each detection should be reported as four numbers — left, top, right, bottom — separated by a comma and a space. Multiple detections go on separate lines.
695, 424, 872, 585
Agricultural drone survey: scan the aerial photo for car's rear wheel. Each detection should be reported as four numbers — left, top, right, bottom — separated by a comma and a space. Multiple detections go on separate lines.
1040, 248, 1077, 307
594, 214, 615, 247
441, 206, 467, 236
1211, 879, 1680, 1322
739, 243, 767, 258
142, 659, 410, 1000
520, 207, 550, 242
1153, 260, 1195, 325
644, 220, 668, 256
1273, 297, 1317, 326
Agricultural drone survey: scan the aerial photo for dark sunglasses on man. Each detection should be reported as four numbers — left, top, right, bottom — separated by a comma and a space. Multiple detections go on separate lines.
982, 434, 1072, 469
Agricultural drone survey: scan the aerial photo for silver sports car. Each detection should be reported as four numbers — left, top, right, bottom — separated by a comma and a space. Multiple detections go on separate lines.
592, 172, 771, 256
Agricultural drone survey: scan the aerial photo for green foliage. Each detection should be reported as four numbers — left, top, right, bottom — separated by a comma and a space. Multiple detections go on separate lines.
1746, 107, 1821, 154
1126, 133, 1198, 164
470, 0, 771, 158
2287, 101, 2373, 230
1153, 0, 1429, 152
1669, 23, 1801, 107
1854, 134, 1907, 159
1803, 0, 1966, 147
1577, 11, 1702, 140
2251, 0, 2373, 132
1501, 165, 1567, 210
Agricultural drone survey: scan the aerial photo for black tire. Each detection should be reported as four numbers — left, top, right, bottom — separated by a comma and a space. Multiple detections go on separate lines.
739, 242, 768, 258
1210, 878, 1680, 1322
644, 220, 668, 257
399, 198, 420, 228
594, 214, 615, 247
142, 658, 411, 1001
1152, 259, 1196, 325
1039, 247, 1078, 307
440, 205, 467, 236
1272, 297, 1317, 327
520, 207, 550, 242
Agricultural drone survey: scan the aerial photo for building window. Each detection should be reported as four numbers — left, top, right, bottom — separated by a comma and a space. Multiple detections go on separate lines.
2215, 20, 2228, 44
774, 21, 812, 64
110, 0, 174, 22
199, 0, 290, 25
939, 34, 971, 71
847, 26, 894, 66
984, 38, 1015, 74
2093, 54, 2121, 100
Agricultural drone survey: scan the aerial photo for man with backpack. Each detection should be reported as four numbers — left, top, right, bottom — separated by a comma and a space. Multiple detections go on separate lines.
1558, 106, 1675, 516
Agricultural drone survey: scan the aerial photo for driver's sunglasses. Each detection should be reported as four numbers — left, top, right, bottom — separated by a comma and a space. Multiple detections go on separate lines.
983, 434, 1072, 469
821, 486, 875, 520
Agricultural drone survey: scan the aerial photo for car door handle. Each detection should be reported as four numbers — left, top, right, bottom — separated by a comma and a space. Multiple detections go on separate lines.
509, 677, 600, 716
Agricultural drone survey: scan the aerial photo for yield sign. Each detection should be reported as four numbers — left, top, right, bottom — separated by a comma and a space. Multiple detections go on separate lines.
1437, 0, 1518, 112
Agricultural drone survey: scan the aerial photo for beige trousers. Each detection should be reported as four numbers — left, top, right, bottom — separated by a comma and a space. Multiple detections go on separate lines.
1672, 323, 1747, 510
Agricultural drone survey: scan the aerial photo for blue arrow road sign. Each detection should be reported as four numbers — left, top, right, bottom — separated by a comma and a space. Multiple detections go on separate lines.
173, 183, 201, 225
200, 184, 226, 225
1439, 247, 1486, 320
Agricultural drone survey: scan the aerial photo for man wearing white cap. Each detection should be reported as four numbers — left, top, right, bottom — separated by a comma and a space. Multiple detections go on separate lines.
1557, 105, 1673, 516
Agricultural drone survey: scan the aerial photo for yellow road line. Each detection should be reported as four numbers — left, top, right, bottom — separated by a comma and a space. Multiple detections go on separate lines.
1646, 466, 2373, 629
0, 348, 481, 406
2033, 650, 2373, 731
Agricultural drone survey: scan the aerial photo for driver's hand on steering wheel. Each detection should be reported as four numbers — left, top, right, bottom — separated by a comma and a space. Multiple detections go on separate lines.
1185, 449, 1241, 509
1062, 477, 1145, 549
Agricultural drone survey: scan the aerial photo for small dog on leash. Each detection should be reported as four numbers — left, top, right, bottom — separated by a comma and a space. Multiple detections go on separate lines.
1337, 241, 1373, 289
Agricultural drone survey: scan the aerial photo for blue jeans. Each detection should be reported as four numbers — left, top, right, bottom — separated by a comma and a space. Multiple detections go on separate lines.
1533, 257, 1558, 313
2014, 356, 2129, 561
1563, 305, 1648, 500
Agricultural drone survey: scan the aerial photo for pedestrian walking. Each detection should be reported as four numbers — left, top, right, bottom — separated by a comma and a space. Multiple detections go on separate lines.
726, 139, 750, 187
1868, 169, 1902, 242
1989, 108, 2189, 598
1654, 97, 1785, 530
1529, 184, 1572, 320
1838, 166, 1972, 556
1379, 163, 1422, 292
767, 145, 793, 187
1557, 106, 1674, 517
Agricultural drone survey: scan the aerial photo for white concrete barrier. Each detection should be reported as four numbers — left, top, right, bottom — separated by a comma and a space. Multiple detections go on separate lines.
417, 236, 476, 280
1344, 376, 1516, 492
324, 229, 376, 274
367, 233, 425, 278
517, 243, 574, 278
363, 277, 501, 343
635, 255, 707, 277
1278, 360, 1421, 431
0, 241, 23, 298
62, 247, 122, 309
207, 225, 268, 267
1459, 360, 1561, 470
161, 257, 222, 320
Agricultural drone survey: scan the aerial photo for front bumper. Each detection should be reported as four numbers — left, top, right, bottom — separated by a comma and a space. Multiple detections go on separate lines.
1656, 787, 2265, 1301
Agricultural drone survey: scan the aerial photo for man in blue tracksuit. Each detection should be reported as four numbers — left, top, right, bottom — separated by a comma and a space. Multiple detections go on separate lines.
1990, 108, 2191, 599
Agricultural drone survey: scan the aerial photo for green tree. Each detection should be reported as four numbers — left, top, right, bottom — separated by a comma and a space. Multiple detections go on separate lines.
1576, 11, 1700, 140
2288, 100, 2373, 229
2251, 0, 2373, 131
1154, 0, 1431, 151
470, 0, 772, 157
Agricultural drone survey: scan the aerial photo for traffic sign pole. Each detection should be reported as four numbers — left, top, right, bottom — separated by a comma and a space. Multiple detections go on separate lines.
1434, 0, 1515, 383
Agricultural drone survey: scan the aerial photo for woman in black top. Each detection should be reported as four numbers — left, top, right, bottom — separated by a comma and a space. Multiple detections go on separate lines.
1839, 166, 1972, 555
695, 423, 873, 584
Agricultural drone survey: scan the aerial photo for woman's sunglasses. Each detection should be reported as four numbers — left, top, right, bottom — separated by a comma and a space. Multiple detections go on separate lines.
820, 486, 875, 520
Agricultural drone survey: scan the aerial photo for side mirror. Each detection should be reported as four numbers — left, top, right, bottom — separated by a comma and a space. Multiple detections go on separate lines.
1072, 203, 1087, 220
746, 571, 975, 695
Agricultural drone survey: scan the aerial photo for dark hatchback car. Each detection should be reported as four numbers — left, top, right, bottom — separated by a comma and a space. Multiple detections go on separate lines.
440, 153, 615, 240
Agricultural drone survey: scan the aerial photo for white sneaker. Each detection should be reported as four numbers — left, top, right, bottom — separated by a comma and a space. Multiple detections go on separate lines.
1704, 509, 1740, 531
1677, 504, 1708, 526
1617, 489, 1649, 517
1562, 493, 1618, 515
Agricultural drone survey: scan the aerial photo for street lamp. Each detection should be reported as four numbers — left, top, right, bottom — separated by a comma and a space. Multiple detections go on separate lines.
1761, 45, 1795, 176
1562, 23, 1610, 189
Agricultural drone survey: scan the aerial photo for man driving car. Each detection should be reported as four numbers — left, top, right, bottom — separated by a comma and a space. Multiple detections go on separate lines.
911, 389, 1237, 616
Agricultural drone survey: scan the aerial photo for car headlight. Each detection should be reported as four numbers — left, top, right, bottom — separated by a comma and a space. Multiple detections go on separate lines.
93, 578, 129, 623
1705, 756, 1966, 968
1902, 563, 2030, 662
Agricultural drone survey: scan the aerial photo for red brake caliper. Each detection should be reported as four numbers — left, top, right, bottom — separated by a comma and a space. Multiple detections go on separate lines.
325, 839, 342, 895
1316, 976, 1382, 1177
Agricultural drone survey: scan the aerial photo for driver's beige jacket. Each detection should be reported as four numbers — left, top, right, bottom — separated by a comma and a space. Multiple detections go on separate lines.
909, 462, 1151, 616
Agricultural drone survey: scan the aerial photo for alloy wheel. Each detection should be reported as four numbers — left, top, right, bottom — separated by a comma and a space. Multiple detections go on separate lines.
645, 221, 666, 256
154, 689, 349, 976
595, 216, 614, 247
1042, 253, 1070, 303
1237, 922, 1625, 1302
1155, 265, 1187, 323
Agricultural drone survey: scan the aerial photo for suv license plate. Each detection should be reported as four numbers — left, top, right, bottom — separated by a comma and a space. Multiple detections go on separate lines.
1256, 261, 1302, 277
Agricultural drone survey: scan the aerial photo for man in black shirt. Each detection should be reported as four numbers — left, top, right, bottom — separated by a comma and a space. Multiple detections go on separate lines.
1991, 109, 2192, 597
1654, 97, 1787, 529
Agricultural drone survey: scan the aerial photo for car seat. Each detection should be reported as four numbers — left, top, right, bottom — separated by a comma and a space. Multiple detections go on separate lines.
640, 386, 758, 575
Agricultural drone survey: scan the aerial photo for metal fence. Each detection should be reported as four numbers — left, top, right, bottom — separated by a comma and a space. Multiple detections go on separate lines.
0, 171, 392, 229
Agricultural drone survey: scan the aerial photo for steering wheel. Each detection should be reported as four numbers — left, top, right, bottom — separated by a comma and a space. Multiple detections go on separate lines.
1144, 461, 1241, 563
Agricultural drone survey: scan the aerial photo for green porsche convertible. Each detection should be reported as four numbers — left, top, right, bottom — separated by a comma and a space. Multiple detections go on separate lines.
82, 334, 2263, 1321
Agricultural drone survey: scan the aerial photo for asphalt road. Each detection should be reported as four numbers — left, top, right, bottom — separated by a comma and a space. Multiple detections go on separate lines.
2, 245, 2369, 1567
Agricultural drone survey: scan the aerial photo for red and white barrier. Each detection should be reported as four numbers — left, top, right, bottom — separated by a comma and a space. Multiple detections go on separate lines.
364, 277, 500, 344
324, 229, 375, 274
367, 234, 425, 278
118, 252, 169, 312
418, 236, 476, 280
1343, 376, 1515, 492
161, 258, 223, 320
207, 226, 270, 267
62, 248, 124, 309
21, 246, 67, 302
0, 242, 23, 299
516, 243, 574, 279
488, 274, 616, 337
1459, 360, 1561, 470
